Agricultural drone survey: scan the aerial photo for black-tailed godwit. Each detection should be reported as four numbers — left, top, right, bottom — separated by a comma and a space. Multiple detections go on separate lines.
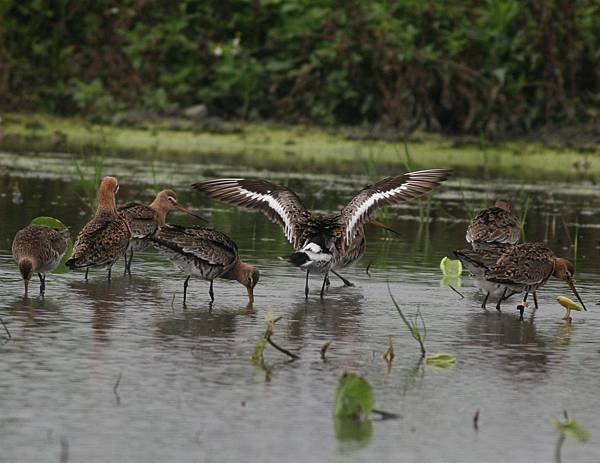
66, 176, 131, 280
119, 189, 206, 274
12, 224, 70, 294
459, 242, 587, 319
466, 200, 520, 249
193, 169, 450, 298
150, 224, 259, 305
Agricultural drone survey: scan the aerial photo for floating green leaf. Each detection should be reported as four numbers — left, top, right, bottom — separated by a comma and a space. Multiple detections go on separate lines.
552, 417, 589, 442
30, 216, 73, 273
334, 373, 374, 420
440, 257, 462, 277
426, 353, 456, 367
334, 417, 373, 443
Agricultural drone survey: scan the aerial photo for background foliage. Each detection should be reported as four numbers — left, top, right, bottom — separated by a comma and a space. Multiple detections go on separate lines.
0, 0, 598, 135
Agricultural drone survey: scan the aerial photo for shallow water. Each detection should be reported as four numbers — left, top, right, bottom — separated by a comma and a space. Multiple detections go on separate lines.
1, 150, 600, 462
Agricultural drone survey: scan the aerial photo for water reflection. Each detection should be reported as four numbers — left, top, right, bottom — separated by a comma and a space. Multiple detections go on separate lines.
462, 312, 572, 380
288, 289, 364, 341
68, 275, 162, 343
3, 295, 62, 332
334, 417, 373, 451
155, 303, 253, 340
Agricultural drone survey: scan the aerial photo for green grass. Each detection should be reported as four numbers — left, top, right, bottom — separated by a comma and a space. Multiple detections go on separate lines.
1, 112, 598, 179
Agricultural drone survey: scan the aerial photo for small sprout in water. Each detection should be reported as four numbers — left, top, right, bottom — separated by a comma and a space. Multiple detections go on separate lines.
320, 340, 332, 361
556, 296, 584, 322
251, 312, 299, 365
552, 411, 589, 442
425, 353, 456, 367
382, 336, 394, 364
440, 257, 462, 277
334, 373, 374, 420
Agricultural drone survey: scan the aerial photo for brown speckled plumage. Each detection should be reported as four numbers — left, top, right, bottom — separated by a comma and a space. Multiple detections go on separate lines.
66, 176, 131, 278
12, 224, 70, 294
466, 200, 520, 249
151, 224, 259, 304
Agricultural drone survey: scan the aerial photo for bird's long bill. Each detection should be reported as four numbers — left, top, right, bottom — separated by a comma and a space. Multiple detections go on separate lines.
368, 219, 402, 238
174, 203, 209, 223
246, 286, 254, 303
567, 278, 588, 311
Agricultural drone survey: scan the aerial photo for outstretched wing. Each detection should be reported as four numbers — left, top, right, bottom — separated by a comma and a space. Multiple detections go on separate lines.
340, 169, 450, 245
193, 179, 311, 248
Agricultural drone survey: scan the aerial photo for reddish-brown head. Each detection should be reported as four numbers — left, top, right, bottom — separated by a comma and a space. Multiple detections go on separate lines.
150, 190, 178, 225
553, 257, 587, 311
494, 200, 511, 212
97, 176, 120, 213
18, 258, 33, 294
224, 262, 260, 303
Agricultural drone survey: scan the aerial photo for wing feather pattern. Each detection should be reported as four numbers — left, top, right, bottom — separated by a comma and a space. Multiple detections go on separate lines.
340, 169, 450, 245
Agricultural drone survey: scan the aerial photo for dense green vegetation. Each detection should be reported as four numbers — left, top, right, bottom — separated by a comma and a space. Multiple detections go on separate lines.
1, 1, 598, 136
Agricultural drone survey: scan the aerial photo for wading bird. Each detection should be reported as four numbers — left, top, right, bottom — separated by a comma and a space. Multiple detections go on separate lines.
119, 189, 207, 274
193, 169, 450, 298
12, 224, 70, 295
66, 176, 131, 280
457, 242, 587, 319
150, 224, 259, 305
466, 200, 520, 249
454, 245, 518, 310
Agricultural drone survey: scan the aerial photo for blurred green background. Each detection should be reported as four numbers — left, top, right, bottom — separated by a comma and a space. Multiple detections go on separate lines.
1, 0, 598, 137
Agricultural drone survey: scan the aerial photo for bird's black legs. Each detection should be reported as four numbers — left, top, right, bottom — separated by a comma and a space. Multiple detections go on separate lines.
38, 273, 45, 294
331, 270, 354, 287
482, 292, 489, 309
183, 276, 190, 305
533, 291, 539, 310
127, 250, 133, 275
305, 270, 310, 299
320, 271, 329, 300
107, 267, 112, 281
325, 275, 331, 289
496, 288, 507, 312
85, 268, 89, 281
124, 250, 133, 276
209, 280, 215, 304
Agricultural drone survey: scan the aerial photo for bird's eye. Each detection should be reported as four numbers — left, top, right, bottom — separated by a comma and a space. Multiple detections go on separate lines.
168, 196, 176, 203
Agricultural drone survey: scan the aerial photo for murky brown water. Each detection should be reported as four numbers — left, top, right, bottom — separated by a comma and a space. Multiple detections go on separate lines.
1, 150, 599, 462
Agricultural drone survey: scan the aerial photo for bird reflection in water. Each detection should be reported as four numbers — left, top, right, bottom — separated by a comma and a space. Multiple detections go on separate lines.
463, 311, 573, 380
69, 276, 162, 344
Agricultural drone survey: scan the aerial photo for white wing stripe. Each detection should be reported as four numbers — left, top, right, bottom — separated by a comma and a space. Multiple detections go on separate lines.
345, 183, 411, 243
238, 188, 296, 244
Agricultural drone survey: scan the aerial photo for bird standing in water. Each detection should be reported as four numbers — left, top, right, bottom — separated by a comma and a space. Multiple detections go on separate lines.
12, 224, 70, 295
459, 199, 521, 308
66, 176, 131, 280
194, 169, 450, 299
458, 242, 587, 319
119, 189, 206, 274
150, 224, 259, 305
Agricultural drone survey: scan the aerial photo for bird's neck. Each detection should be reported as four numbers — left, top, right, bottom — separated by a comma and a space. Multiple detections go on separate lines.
96, 189, 118, 216
149, 199, 168, 226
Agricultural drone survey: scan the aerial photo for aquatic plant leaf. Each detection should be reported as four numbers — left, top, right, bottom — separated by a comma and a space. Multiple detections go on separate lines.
30, 216, 73, 273
552, 418, 590, 442
440, 257, 462, 277
334, 417, 373, 443
426, 353, 456, 367
334, 373, 374, 419
251, 337, 267, 365
556, 296, 583, 312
